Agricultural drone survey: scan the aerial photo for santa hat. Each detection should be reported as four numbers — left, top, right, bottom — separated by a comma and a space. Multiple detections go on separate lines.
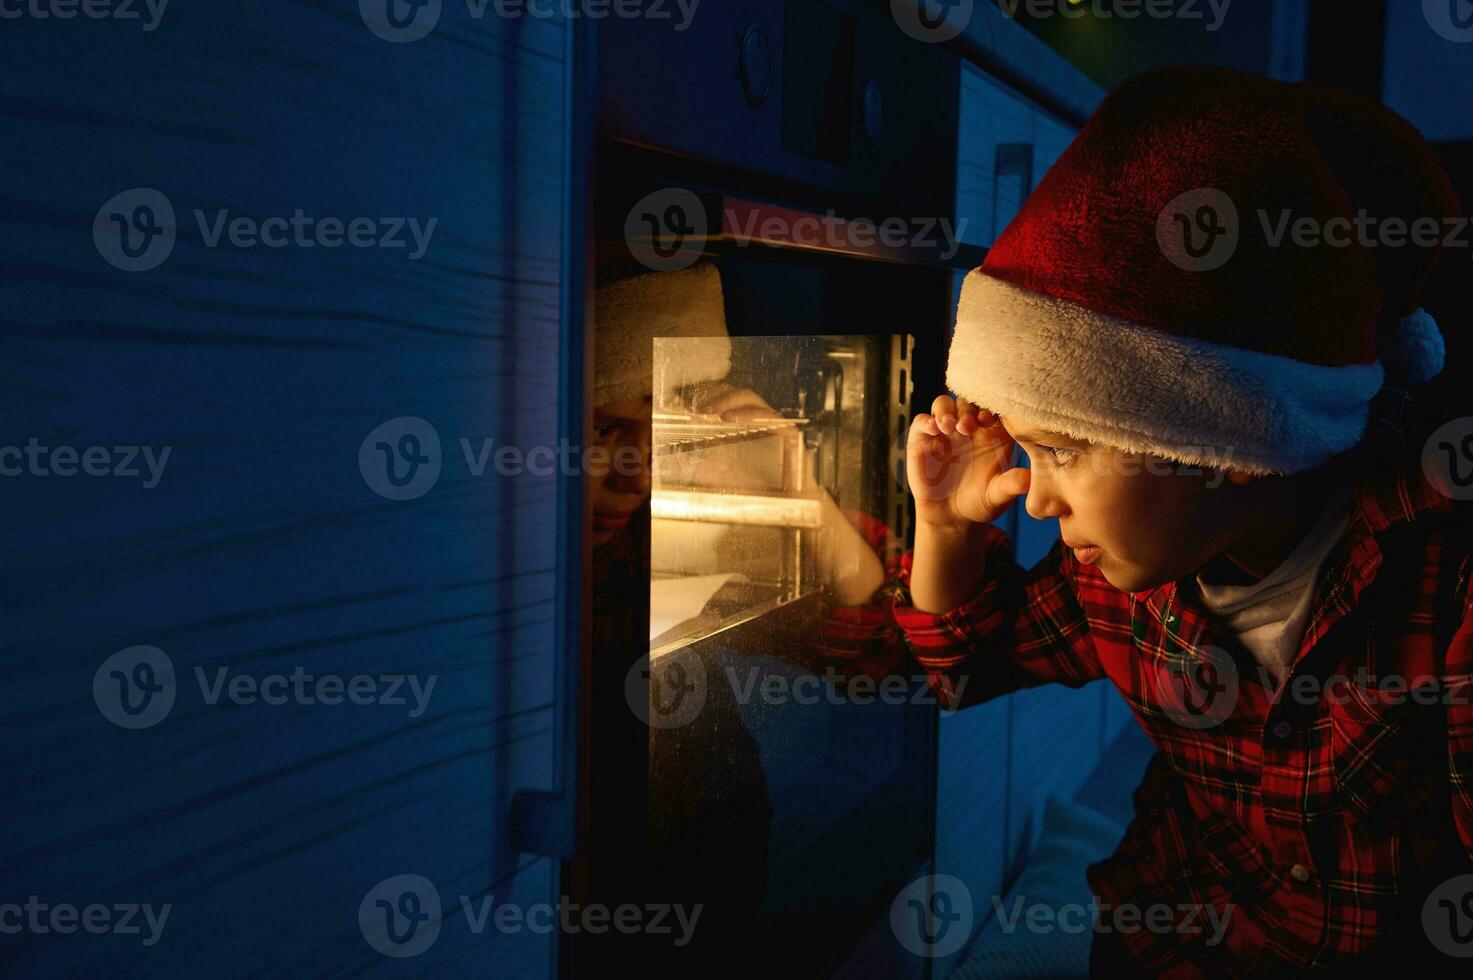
594, 263, 732, 408
947, 65, 1460, 476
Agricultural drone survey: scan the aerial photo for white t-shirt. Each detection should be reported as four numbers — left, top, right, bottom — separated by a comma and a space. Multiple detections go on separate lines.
1192, 484, 1355, 690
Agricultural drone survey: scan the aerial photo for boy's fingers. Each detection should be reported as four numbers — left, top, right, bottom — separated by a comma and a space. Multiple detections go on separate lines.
984, 466, 1030, 514
930, 394, 956, 423
911, 413, 941, 439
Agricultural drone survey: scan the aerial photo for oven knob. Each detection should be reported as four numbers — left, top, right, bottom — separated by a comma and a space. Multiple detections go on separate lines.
741, 27, 772, 108
863, 79, 884, 142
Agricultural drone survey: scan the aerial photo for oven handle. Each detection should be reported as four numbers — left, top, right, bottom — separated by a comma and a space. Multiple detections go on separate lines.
509, 15, 594, 862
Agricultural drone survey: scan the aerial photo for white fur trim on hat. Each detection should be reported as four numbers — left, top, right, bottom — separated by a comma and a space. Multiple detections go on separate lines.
595, 264, 731, 407
946, 271, 1387, 476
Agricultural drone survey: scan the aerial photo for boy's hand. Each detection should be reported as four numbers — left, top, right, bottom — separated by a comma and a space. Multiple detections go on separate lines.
908, 395, 1030, 529
686, 382, 784, 423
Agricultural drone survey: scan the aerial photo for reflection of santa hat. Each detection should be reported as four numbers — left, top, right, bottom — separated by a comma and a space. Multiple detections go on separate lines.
946, 66, 1460, 476
594, 264, 732, 407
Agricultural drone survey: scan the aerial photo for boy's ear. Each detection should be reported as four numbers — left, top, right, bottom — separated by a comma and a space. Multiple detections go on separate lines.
1222, 468, 1259, 487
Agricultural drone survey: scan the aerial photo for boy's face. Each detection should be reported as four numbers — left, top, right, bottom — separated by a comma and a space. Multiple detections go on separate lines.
1001, 415, 1256, 593
589, 394, 653, 548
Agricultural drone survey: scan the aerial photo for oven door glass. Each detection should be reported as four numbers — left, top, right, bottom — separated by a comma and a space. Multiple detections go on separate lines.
646, 330, 931, 976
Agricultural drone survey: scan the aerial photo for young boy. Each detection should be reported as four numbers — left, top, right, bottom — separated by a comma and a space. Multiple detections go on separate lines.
890, 66, 1473, 975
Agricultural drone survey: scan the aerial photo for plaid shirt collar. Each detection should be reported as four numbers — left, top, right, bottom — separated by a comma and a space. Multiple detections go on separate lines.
1140, 385, 1460, 679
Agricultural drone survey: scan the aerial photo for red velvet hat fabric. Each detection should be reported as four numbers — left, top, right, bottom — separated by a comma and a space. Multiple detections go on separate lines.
980, 66, 1457, 367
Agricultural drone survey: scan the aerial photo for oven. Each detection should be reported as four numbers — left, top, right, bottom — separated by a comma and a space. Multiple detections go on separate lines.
580, 2, 976, 975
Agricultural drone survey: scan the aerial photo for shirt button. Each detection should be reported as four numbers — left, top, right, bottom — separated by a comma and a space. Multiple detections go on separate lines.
1290, 864, 1311, 883
1272, 721, 1293, 739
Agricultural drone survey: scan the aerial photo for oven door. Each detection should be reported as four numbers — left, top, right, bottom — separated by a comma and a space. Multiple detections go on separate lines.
585, 157, 976, 979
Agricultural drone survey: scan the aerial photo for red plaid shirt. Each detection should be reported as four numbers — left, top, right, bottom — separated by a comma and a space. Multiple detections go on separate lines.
815, 388, 1473, 975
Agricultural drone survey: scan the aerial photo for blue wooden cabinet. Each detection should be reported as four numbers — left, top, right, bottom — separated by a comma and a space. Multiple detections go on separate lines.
1, 7, 571, 976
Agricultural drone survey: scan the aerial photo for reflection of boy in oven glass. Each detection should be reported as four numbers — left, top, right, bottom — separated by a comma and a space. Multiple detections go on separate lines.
881, 67, 1473, 975
590, 263, 892, 969
591, 263, 886, 600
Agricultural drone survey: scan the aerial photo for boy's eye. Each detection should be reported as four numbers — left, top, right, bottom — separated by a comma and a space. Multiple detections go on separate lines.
1037, 444, 1077, 466
594, 423, 618, 440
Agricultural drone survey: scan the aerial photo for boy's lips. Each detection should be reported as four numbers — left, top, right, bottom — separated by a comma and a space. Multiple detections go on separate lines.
1063, 539, 1103, 564
594, 510, 635, 530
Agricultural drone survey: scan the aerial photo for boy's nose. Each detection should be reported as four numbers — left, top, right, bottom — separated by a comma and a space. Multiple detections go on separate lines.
1024, 480, 1066, 521
610, 438, 651, 497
